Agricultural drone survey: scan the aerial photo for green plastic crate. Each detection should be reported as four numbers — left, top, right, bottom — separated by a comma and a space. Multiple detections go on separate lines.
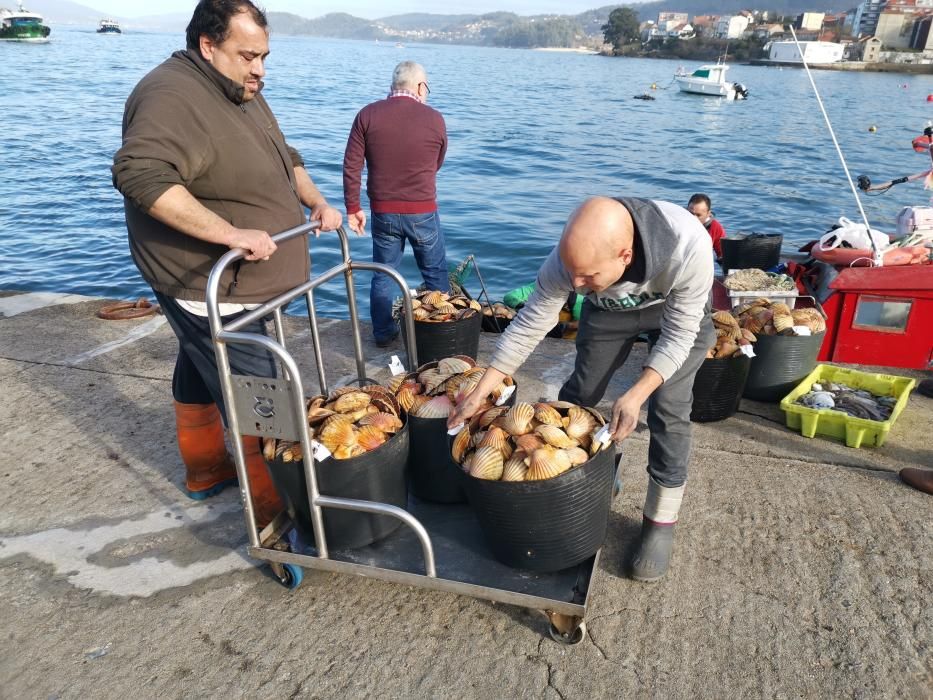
780, 365, 916, 448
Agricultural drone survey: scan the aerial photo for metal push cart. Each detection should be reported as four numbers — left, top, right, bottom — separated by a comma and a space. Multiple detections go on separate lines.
207, 223, 603, 644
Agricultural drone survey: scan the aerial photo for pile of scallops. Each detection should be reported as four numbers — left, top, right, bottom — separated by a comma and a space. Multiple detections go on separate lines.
707, 310, 758, 359
262, 384, 403, 463
388, 356, 514, 420
451, 401, 611, 482
406, 290, 482, 323
482, 302, 517, 322
733, 298, 826, 336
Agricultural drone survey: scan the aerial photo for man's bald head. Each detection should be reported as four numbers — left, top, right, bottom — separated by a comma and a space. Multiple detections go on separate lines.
559, 197, 635, 292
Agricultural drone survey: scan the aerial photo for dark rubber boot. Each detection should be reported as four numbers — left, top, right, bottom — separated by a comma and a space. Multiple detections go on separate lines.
900, 468, 933, 495
629, 517, 676, 582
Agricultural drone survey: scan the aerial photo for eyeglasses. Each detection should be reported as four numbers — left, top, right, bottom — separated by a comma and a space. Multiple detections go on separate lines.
418, 81, 430, 95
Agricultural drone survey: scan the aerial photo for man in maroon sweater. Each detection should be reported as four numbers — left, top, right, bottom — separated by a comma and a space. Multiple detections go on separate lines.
343, 61, 449, 346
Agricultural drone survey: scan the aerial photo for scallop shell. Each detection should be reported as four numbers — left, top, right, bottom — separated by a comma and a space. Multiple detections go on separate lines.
534, 403, 564, 426
445, 374, 467, 403
358, 411, 403, 434
419, 368, 451, 395
471, 429, 487, 448
409, 394, 431, 414
333, 444, 365, 460
807, 316, 826, 333
741, 315, 764, 334
433, 302, 457, 316
524, 447, 572, 481
421, 290, 448, 306
457, 308, 477, 320
320, 422, 357, 453
307, 406, 336, 425
501, 455, 528, 482
451, 426, 472, 464
438, 357, 473, 375
453, 374, 482, 405
469, 299, 482, 311
461, 451, 474, 474
535, 424, 578, 449
546, 400, 577, 410
334, 391, 372, 414
461, 366, 486, 380
413, 307, 431, 321
371, 396, 401, 418
771, 302, 792, 317
469, 446, 504, 480
449, 296, 469, 308
413, 394, 452, 419
514, 433, 546, 454
714, 340, 739, 358
499, 402, 535, 436
320, 413, 354, 433
396, 385, 422, 413
387, 373, 415, 393
262, 437, 277, 461
773, 314, 794, 333
356, 425, 388, 451
475, 405, 509, 430
712, 310, 739, 328
739, 328, 757, 343
479, 426, 513, 460
564, 406, 598, 441
564, 446, 590, 466
275, 440, 295, 462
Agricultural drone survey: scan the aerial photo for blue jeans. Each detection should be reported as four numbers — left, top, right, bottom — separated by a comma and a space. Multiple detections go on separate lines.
370, 211, 449, 342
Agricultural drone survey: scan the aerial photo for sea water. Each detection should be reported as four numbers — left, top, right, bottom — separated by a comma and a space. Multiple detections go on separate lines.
2, 28, 932, 317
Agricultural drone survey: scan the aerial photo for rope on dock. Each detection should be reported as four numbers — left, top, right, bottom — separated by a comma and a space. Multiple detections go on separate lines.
96, 297, 161, 320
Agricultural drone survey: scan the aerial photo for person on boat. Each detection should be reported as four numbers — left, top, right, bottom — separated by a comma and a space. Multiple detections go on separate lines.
111, 0, 342, 525
687, 193, 725, 259
342, 61, 449, 347
448, 196, 715, 582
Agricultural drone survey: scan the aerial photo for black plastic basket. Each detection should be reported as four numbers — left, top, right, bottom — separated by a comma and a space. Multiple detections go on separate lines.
743, 332, 825, 402
480, 314, 512, 334
691, 354, 751, 422
721, 233, 783, 275
461, 444, 615, 573
404, 312, 482, 364
265, 424, 409, 550
408, 413, 468, 503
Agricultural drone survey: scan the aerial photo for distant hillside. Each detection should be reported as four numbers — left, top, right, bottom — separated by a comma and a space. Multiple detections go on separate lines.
20, 0, 104, 24
376, 13, 479, 31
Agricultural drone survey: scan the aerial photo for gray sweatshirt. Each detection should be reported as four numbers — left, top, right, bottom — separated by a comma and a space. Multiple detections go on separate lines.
490, 197, 714, 382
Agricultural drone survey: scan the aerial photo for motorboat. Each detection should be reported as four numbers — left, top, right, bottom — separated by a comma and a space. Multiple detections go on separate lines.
97, 19, 121, 34
0, 2, 50, 42
675, 63, 748, 100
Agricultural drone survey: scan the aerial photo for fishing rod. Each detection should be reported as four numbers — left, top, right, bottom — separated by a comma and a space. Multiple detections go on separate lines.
789, 25, 884, 266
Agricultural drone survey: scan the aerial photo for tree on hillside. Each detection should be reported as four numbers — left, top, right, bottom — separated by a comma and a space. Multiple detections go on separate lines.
602, 7, 639, 52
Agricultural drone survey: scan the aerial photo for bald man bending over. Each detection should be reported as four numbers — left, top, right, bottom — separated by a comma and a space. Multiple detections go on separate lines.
449, 196, 715, 581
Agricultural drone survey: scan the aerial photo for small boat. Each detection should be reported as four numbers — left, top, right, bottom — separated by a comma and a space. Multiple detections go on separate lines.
0, 1, 51, 42
675, 63, 748, 101
97, 18, 121, 34
633, 94, 655, 101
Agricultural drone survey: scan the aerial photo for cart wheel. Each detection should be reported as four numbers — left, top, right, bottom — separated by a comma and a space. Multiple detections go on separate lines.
548, 620, 586, 645
277, 563, 303, 590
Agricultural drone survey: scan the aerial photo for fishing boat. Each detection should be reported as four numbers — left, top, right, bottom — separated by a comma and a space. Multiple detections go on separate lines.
712, 127, 933, 371
0, 2, 50, 42
97, 19, 121, 34
674, 63, 748, 100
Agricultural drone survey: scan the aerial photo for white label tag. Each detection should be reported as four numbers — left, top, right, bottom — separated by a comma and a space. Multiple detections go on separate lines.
494, 385, 516, 406
739, 344, 756, 358
388, 355, 405, 376
594, 424, 613, 445
792, 326, 811, 336
311, 440, 332, 462
447, 423, 465, 436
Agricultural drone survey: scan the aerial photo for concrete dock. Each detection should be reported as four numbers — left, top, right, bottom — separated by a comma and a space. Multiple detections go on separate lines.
0, 290, 930, 698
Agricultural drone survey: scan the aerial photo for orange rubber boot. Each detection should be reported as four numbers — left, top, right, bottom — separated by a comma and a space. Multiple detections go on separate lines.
242, 436, 284, 528
174, 401, 238, 500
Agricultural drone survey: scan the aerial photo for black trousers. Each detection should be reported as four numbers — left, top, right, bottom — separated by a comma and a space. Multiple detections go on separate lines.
558, 299, 715, 488
155, 292, 276, 425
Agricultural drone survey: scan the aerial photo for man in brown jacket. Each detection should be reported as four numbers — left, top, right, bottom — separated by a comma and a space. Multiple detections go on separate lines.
112, 0, 341, 524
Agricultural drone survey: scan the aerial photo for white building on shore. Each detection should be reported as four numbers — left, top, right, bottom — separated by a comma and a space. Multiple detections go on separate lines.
768, 40, 845, 63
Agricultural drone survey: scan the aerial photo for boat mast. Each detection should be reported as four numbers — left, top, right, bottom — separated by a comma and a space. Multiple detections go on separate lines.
789, 25, 883, 267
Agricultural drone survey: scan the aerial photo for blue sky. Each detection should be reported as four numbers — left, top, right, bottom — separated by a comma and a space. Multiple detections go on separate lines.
98, 1, 618, 20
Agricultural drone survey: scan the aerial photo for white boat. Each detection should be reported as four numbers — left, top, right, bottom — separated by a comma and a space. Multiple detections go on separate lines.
97, 18, 121, 34
0, 2, 51, 42
675, 63, 748, 101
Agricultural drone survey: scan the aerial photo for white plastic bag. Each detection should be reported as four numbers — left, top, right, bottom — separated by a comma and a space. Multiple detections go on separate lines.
819, 217, 890, 251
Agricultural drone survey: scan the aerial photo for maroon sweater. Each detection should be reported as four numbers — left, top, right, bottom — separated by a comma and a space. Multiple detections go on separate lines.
343, 95, 447, 215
